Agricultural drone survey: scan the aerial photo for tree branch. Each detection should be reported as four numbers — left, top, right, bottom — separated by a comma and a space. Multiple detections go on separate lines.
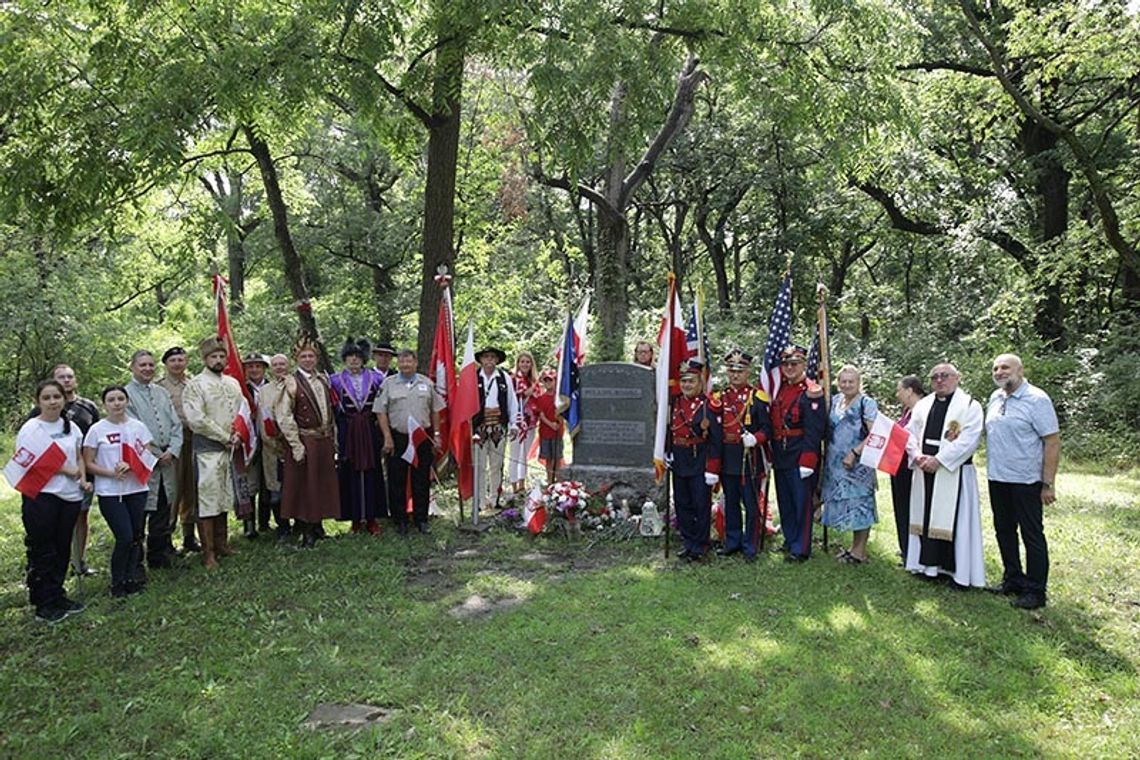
896, 60, 995, 78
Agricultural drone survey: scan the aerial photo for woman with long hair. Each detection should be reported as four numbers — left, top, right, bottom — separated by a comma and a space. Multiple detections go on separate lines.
508, 350, 540, 498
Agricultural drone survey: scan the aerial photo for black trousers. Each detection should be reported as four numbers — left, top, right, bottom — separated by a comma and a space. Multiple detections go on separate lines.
988, 480, 1049, 594
890, 471, 913, 560
22, 493, 81, 611
386, 432, 433, 526
146, 478, 175, 562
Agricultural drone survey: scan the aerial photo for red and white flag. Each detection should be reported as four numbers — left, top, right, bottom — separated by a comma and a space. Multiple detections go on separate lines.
428, 278, 455, 459
233, 398, 258, 466
450, 322, 479, 501
522, 486, 546, 535
4, 429, 67, 498
213, 274, 252, 409
860, 413, 912, 476
122, 437, 158, 483
652, 273, 687, 481
402, 415, 431, 468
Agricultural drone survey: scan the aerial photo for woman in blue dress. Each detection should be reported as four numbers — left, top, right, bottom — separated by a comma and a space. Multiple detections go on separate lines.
822, 365, 879, 563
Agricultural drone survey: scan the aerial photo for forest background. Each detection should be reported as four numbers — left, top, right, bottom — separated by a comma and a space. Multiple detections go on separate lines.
2, 0, 1138, 468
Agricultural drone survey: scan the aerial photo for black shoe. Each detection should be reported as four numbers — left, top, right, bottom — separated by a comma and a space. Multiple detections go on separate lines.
689, 552, 710, 564
314, 524, 327, 540
276, 524, 292, 540
743, 554, 757, 564
946, 579, 970, 592
395, 522, 409, 536
416, 522, 432, 535
147, 553, 173, 570
182, 537, 201, 554
58, 598, 86, 617
986, 581, 1022, 596
675, 548, 690, 559
717, 546, 741, 557
111, 585, 129, 599
124, 579, 145, 595
299, 531, 317, 549
243, 521, 259, 540
1011, 592, 1046, 610
35, 606, 67, 624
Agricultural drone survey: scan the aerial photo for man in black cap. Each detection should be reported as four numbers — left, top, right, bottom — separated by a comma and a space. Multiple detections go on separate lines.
669, 359, 722, 562
715, 350, 771, 562
769, 345, 826, 562
371, 341, 398, 378
241, 352, 277, 539
472, 346, 518, 514
157, 346, 199, 553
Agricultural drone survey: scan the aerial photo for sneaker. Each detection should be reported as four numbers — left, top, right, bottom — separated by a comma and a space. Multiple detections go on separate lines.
58, 598, 86, 617
35, 606, 67, 624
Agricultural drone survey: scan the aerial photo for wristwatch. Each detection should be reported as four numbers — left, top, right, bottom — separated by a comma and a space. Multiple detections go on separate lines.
1041, 481, 1053, 489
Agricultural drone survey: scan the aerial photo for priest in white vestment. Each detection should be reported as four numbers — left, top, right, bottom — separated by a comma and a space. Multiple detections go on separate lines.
904, 363, 986, 588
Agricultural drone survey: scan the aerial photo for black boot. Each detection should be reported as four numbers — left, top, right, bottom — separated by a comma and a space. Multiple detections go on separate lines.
243, 519, 259, 540
182, 523, 201, 553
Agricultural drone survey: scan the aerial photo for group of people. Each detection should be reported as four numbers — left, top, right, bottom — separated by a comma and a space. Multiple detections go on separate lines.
12, 335, 569, 623
13, 325, 1057, 624
665, 346, 1059, 612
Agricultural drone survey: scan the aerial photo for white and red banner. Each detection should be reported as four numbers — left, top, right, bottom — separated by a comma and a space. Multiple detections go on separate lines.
860, 413, 911, 476
4, 430, 67, 498
213, 274, 252, 409
554, 295, 590, 368
450, 322, 479, 501
428, 278, 455, 460
233, 399, 257, 466
122, 438, 157, 483
402, 415, 431, 468
653, 273, 687, 481
523, 487, 546, 535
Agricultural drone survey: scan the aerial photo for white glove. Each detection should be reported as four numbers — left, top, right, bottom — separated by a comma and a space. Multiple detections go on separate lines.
799, 467, 814, 479
742, 432, 757, 448
664, 453, 674, 470
704, 472, 719, 486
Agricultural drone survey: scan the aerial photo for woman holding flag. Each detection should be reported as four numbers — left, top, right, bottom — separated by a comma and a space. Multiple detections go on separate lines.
821, 365, 879, 564
83, 386, 153, 598
9, 380, 90, 622
507, 351, 539, 499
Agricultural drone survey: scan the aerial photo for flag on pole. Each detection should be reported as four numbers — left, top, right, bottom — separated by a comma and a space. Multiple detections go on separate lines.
402, 415, 431, 467
554, 295, 591, 367
686, 293, 713, 393
653, 274, 686, 481
4, 431, 67, 498
233, 398, 257, 466
450, 322, 479, 501
860, 414, 912, 476
212, 274, 252, 408
429, 274, 455, 459
122, 437, 157, 483
759, 272, 793, 401
556, 312, 582, 437
522, 486, 547, 535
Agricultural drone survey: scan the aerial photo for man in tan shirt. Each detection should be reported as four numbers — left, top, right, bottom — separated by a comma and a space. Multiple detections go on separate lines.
157, 346, 199, 553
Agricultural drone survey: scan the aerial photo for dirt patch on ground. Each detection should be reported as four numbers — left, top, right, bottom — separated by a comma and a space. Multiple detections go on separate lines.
448, 594, 524, 620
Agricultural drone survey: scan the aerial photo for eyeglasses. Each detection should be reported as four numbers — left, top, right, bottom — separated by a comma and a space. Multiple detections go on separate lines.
930, 372, 954, 381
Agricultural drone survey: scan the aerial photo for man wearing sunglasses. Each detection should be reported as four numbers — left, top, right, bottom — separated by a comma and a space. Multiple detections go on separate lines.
903, 363, 986, 589
984, 354, 1059, 611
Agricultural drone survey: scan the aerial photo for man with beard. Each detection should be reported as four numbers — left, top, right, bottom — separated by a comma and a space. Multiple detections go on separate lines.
125, 350, 183, 572
985, 353, 1059, 610
904, 363, 986, 589
157, 346, 200, 554
275, 337, 340, 548
182, 338, 246, 570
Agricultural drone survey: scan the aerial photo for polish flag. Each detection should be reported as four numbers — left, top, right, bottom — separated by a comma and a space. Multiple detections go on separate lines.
428, 279, 455, 460
233, 398, 257, 466
450, 322, 479, 501
860, 414, 912, 476
522, 486, 546, 535
4, 430, 67, 498
652, 273, 687, 481
213, 274, 253, 409
122, 437, 158, 483
402, 415, 431, 468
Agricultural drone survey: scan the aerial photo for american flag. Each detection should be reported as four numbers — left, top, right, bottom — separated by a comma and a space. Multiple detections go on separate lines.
805, 332, 820, 381
685, 299, 713, 392
759, 273, 793, 400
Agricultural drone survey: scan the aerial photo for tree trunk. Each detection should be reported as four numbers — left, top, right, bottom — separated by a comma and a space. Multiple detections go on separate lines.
594, 205, 630, 360
224, 172, 246, 314
1019, 119, 1068, 347
414, 35, 465, 370
243, 125, 326, 365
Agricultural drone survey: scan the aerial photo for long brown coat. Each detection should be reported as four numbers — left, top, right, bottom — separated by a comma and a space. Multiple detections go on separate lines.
278, 371, 340, 523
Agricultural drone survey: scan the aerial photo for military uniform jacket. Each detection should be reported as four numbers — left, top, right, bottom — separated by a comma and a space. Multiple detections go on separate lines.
668, 393, 722, 477
769, 379, 825, 471
716, 384, 771, 477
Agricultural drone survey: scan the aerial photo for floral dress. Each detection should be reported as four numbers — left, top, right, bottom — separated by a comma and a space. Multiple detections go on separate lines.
821, 394, 879, 531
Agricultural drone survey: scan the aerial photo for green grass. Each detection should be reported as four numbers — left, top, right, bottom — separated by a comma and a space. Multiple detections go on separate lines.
1, 466, 1137, 759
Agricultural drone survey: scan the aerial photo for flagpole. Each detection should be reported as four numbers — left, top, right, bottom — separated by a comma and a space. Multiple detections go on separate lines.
815, 283, 832, 554
664, 394, 673, 561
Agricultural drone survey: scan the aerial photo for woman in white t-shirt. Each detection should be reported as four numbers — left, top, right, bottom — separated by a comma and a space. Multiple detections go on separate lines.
83, 386, 152, 599
11, 380, 90, 623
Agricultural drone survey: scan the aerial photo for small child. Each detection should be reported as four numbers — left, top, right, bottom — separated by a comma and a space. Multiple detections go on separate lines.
533, 370, 564, 486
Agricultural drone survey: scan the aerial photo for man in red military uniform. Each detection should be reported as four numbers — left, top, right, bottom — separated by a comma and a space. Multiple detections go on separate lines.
769, 345, 826, 562
668, 360, 722, 562
715, 350, 772, 563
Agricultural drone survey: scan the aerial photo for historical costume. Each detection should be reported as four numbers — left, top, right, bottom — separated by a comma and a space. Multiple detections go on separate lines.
769, 345, 826, 561
157, 346, 199, 553
330, 338, 387, 534
715, 350, 771, 561
182, 337, 246, 569
472, 346, 519, 513
905, 382, 986, 587
821, 394, 879, 531
276, 337, 340, 548
669, 360, 722, 561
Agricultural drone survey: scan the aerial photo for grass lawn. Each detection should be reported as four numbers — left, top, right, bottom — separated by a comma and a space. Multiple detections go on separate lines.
1, 466, 1137, 758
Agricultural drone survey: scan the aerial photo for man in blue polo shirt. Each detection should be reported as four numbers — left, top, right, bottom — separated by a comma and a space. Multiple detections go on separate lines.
985, 353, 1060, 610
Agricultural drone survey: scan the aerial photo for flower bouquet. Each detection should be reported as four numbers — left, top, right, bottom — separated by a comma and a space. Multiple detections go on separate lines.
543, 480, 590, 523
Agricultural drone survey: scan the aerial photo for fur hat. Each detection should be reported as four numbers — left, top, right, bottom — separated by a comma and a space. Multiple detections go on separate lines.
199, 337, 227, 359
292, 335, 322, 358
